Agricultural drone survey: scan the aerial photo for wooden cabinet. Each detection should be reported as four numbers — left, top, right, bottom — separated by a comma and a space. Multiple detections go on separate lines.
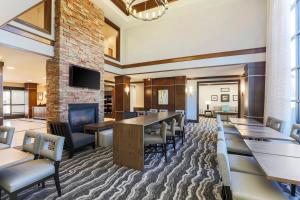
32, 106, 46, 120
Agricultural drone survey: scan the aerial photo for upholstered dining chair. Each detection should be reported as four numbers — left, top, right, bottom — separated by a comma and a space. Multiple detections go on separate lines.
0, 133, 65, 200
159, 109, 168, 112
167, 118, 176, 151
290, 124, 300, 143
266, 116, 286, 133
22, 131, 43, 159
217, 140, 287, 200
149, 109, 158, 113
144, 122, 168, 162
49, 122, 95, 158
175, 114, 185, 144
0, 126, 15, 150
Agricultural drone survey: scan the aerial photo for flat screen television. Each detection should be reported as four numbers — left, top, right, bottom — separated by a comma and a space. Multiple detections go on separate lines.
69, 65, 100, 90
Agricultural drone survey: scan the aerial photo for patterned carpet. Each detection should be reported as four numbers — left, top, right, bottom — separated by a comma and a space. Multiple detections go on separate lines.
2, 118, 222, 200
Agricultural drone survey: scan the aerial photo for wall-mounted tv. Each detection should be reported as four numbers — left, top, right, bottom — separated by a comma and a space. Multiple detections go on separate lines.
69, 65, 100, 90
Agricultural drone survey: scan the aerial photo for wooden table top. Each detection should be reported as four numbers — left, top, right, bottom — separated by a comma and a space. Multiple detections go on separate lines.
253, 152, 300, 185
215, 111, 238, 115
229, 118, 264, 126
238, 128, 294, 141
84, 121, 115, 130
116, 112, 180, 126
0, 148, 34, 170
245, 140, 300, 157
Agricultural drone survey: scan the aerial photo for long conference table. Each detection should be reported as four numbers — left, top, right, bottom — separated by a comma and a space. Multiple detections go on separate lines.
113, 112, 180, 171
230, 118, 300, 196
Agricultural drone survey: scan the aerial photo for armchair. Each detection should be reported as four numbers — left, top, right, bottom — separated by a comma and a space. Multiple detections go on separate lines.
49, 122, 95, 158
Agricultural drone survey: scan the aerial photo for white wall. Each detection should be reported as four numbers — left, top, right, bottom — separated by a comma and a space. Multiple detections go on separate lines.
130, 83, 144, 111
198, 84, 238, 114
124, 0, 267, 64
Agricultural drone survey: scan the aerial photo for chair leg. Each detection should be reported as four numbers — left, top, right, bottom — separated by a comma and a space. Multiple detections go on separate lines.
92, 143, 96, 149
181, 131, 184, 144
54, 162, 62, 197
172, 136, 176, 152
69, 151, 74, 159
163, 144, 167, 163
291, 184, 296, 196
42, 181, 46, 188
9, 193, 17, 200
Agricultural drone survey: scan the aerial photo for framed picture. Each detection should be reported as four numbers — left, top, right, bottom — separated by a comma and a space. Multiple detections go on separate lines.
221, 94, 230, 102
37, 92, 43, 101
211, 95, 218, 101
158, 90, 168, 105
233, 95, 238, 101
221, 88, 230, 92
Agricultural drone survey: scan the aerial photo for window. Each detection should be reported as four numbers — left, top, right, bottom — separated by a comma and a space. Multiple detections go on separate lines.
104, 18, 120, 61
292, 0, 300, 123
3, 88, 27, 117
15, 0, 52, 33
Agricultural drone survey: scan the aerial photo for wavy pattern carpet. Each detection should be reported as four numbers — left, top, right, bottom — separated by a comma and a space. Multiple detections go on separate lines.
2, 118, 222, 200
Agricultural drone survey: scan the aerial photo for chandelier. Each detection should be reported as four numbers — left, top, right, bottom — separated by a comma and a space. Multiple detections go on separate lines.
124, 0, 169, 21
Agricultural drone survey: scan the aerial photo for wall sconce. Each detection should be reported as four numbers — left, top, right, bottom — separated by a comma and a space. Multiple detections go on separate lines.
185, 86, 193, 96
240, 83, 245, 96
124, 86, 130, 95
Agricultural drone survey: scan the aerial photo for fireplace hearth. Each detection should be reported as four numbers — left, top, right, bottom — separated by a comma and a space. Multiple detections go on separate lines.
68, 103, 98, 132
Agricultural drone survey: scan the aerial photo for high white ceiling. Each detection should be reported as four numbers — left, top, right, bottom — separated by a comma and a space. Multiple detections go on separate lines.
0, 45, 47, 84
104, 64, 245, 82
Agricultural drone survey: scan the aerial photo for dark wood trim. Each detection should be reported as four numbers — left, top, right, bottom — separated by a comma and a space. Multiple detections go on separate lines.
104, 47, 266, 70
188, 75, 242, 80
104, 59, 122, 68
4, 86, 25, 90
196, 80, 241, 122
14, 0, 52, 34
111, 0, 129, 15
123, 47, 266, 68
0, 0, 47, 29
105, 80, 115, 84
104, 18, 120, 62
1, 24, 54, 46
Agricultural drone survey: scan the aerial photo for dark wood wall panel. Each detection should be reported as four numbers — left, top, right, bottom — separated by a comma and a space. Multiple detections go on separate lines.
144, 76, 186, 112
115, 76, 130, 121
244, 62, 265, 122
25, 83, 38, 118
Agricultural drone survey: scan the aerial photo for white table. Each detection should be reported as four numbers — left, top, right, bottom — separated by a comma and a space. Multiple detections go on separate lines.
0, 148, 34, 170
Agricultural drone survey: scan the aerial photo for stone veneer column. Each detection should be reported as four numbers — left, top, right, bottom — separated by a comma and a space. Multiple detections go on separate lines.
115, 76, 130, 121
46, 0, 105, 123
0, 62, 3, 125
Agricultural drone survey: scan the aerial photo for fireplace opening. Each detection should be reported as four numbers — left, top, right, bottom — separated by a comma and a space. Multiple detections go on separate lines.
68, 103, 98, 132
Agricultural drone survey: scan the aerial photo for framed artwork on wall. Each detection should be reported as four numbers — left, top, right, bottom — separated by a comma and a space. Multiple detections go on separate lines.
158, 90, 168, 105
233, 95, 238, 101
221, 88, 230, 92
211, 95, 218, 101
221, 94, 230, 102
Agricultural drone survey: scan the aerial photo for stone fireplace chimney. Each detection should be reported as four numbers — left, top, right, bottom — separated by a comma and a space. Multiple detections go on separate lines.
46, 0, 104, 123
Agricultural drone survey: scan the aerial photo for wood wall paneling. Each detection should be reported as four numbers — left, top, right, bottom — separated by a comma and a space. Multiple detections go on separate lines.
115, 75, 130, 120
144, 76, 186, 112
24, 83, 38, 118
244, 62, 265, 122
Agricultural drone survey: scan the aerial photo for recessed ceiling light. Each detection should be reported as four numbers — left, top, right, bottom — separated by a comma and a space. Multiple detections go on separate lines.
27, 80, 32, 82
7, 66, 15, 70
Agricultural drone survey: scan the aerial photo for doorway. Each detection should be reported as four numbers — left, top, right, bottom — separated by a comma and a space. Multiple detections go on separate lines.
197, 80, 241, 122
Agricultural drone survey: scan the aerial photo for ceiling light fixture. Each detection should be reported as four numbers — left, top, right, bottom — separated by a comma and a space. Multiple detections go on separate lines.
27, 80, 32, 82
7, 66, 15, 70
124, 0, 168, 21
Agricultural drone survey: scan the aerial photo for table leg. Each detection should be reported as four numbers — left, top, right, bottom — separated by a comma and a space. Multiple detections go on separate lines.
291, 184, 296, 196
96, 130, 99, 147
